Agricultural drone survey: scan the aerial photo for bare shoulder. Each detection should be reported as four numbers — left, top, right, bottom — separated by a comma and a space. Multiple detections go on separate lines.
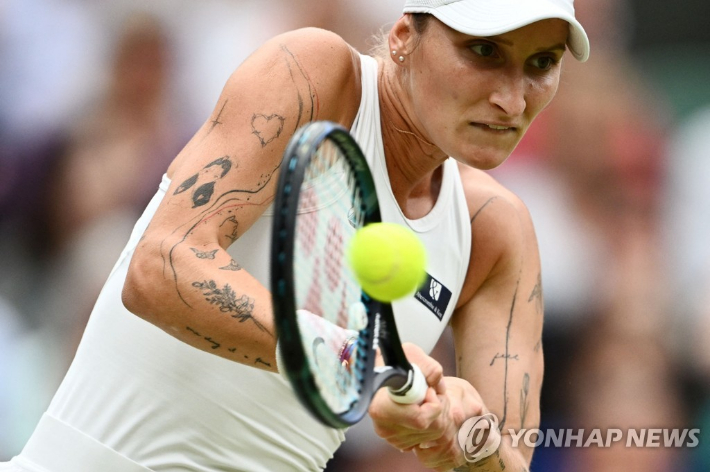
458, 163, 529, 218
167, 27, 361, 178
154, 28, 364, 248
224, 27, 361, 125
456, 163, 538, 306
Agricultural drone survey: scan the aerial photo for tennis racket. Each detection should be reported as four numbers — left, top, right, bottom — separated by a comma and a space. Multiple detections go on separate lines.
271, 120, 427, 429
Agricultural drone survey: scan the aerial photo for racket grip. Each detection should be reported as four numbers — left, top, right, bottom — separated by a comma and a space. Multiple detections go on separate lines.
388, 364, 427, 404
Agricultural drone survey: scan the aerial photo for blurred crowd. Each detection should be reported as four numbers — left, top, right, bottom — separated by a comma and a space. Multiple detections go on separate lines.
0, 1, 708, 471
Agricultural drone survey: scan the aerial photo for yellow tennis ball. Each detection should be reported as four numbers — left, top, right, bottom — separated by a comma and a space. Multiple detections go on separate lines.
347, 222, 427, 302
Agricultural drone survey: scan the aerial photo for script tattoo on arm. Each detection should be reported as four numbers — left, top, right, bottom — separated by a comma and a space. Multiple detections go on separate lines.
490, 353, 519, 366
185, 326, 271, 367
185, 325, 272, 368
186, 327, 271, 365
186, 326, 221, 350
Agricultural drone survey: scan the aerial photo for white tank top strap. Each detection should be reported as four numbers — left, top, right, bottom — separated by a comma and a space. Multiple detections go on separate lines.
350, 53, 472, 353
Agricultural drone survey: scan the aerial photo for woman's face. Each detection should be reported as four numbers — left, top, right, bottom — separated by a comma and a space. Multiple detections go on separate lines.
401, 17, 569, 169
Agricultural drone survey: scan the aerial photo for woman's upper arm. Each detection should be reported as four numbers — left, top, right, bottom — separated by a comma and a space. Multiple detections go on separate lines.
141, 28, 361, 250
123, 28, 361, 316
451, 171, 544, 462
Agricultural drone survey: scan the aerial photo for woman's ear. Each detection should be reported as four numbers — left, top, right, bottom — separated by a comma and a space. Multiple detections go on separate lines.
388, 14, 417, 65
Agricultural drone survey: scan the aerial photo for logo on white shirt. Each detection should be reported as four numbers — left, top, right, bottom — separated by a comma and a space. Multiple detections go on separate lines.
429, 279, 442, 301
414, 273, 452, 321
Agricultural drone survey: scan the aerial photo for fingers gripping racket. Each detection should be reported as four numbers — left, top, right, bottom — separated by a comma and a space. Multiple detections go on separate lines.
271, 121, 427, 428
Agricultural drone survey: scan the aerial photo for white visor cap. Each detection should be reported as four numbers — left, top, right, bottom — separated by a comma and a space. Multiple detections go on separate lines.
403, 0, 590, 62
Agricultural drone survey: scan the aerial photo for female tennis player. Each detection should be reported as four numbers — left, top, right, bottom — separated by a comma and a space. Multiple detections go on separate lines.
2, 1, 588, 471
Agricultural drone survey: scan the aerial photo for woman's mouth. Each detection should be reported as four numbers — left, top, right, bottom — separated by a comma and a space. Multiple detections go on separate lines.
471, 122, 516, 132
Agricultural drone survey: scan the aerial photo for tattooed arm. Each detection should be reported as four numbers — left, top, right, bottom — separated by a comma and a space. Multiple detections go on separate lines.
122, 28, 362, 372
368, 168, 543, 471
447, 168, 544, 471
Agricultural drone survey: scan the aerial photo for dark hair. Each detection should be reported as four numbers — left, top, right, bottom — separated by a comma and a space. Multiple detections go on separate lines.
370, 13, 431, 58
411, 13, 431, 34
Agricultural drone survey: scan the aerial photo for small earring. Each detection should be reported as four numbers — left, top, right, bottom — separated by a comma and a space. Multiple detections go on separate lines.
392, 50, 397, 56
398, 55, 405, 62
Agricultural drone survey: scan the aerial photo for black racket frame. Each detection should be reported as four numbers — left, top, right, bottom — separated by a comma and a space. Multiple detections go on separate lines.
271, 121, 415, 428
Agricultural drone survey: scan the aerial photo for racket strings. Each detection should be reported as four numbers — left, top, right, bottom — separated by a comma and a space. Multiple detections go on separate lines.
293, 139, 368, 413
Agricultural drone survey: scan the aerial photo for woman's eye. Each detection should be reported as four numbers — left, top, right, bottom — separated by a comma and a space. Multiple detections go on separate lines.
533, 56, 557, 70
471, 43, 496, 57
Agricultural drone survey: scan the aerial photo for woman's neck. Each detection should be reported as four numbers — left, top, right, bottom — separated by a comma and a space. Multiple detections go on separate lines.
377, 59, 447, 219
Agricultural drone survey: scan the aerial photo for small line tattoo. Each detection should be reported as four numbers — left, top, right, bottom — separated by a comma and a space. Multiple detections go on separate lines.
520, 373, 530, 430
204, 337, 220, 349
186, 326, 201, 336
470, 196, 499, 225
469, 196, 499, 262
280, 44, 319, 130
500, 277, 520, 430
209, 100, 227, 132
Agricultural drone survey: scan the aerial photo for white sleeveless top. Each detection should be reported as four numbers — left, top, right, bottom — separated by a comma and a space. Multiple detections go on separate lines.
13, 54, 471, 471
352, 56, 471, 349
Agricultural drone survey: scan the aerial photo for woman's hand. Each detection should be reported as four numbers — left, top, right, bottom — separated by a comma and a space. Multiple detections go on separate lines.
411, 376, 489, 471
368, 343, 487, 471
